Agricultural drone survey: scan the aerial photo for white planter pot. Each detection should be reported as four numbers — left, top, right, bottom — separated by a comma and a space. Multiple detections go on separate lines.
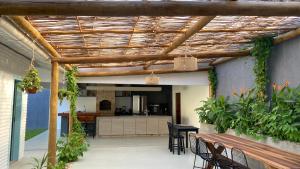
199, 123, 217, 134
226, 129, 300, 155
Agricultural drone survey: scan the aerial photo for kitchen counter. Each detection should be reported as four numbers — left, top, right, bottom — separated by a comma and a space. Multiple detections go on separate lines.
97, 115, 172, 136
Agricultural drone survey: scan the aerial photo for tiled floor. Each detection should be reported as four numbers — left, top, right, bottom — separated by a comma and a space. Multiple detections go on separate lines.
10, 133, 201, 169
71, 136, 198, 169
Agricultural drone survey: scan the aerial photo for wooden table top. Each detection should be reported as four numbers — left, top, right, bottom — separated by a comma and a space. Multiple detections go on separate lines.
196, 133, 300, 169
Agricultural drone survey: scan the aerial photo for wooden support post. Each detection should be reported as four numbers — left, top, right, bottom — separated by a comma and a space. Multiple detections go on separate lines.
48, 61, 59, 167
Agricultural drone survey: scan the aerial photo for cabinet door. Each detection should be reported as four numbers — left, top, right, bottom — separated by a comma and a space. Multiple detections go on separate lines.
111, 118, 124, 135
98, 118, 112, 136
159, 117, 171, 135
124, 118, 135, 135
136, 118, 147, 135
147, 118, 159, 135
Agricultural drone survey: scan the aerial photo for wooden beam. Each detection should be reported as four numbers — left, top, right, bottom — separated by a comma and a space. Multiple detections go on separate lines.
41, 28, 295, 35
77, 59, 213, 69
48, 61, 59, 167
1, 1, 300, 16
144, 16, 215, 69
53, 50, 250, 64
58, 41, 250, 50
77, 68, 210, 77
273, 27, 300, 45
9, 16, 72, 70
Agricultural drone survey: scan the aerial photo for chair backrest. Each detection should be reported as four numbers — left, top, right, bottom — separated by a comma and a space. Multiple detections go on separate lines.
167, 122, 173, 136
189, 133, 198, 154
198, 138, 209, 154
231, 147, 249, 167
214, 142, 228, 157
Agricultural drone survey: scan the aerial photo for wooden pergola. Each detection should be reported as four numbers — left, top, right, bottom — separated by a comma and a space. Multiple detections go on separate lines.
1, 0, 300, 167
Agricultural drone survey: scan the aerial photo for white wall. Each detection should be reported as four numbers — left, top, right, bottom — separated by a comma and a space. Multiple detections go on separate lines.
0, 71, 28, 169
79, 71, 209, 86
0, 71, 15, 169
76, 97, 96, 112
172, 85, 209, 128
0, 41, 32, 169
57, 97, 96, 129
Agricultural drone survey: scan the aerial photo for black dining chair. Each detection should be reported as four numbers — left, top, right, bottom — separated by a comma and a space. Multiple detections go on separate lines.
198, 137, 216, 168
189, 133, 205, 169
167, 122, 185, 154
214, 142, 232, 169
231, 147, 249, 169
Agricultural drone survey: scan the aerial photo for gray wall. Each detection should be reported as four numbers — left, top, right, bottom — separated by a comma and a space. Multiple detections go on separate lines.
268, 36, 300, 90
216, 36, 300, 98
216, 56, 255, 97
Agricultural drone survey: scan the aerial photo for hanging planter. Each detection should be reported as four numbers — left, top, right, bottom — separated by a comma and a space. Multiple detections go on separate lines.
18, 45, 42, 94
18, 65, 43, 94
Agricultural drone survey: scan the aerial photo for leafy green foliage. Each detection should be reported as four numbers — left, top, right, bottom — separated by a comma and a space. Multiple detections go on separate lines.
58, 89, 73, 105
208, 68, 217, 97
18, 66, 43, 93
265, 86, 300, 142
196, 85, 300, 143
251, 37, 273, 102
57, 132, 88, 163
195, 98, 217, 124
231, 90, 267, 139
29, 154, 48, 169
49, 161, 66, 169
196, 96, 235, 133
56, 66, 88, 165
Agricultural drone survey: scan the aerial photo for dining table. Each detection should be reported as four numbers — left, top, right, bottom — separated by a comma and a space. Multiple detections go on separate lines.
173, 124, 199, 155
196, 133, 300, 169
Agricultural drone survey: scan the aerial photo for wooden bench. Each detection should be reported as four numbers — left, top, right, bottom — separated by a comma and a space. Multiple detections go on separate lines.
196, 133, 300, 169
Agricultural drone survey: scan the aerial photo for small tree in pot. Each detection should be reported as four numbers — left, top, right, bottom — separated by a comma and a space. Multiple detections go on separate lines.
18, 65, 43, 94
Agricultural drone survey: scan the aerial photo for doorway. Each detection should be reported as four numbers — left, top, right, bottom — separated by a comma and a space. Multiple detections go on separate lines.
10, 80, 22, 161
175, 93, 181, 124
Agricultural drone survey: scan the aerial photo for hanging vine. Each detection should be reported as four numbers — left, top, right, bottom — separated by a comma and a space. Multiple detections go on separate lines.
57, 66, 88, 165
58, 66, 83, 133
251, 37, 273, 102
208, 67, 217, 98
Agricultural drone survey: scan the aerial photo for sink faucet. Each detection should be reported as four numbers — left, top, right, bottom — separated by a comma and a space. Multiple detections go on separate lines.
84, 105, 86, 112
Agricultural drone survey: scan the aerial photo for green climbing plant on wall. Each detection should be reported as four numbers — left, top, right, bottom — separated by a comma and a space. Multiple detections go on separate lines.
251, 36, 273, 102
208, 67, 217, 98
57, 66, 88, 164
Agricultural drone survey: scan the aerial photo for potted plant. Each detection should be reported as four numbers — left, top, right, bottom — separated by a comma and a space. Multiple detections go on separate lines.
18, 66, 42, 94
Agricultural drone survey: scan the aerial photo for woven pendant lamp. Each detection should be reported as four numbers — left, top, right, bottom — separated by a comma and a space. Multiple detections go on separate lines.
145, 72, 160, 85
173, 41, 198, 71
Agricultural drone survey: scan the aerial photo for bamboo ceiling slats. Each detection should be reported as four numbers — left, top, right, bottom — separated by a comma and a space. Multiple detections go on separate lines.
25, 7, 300, 68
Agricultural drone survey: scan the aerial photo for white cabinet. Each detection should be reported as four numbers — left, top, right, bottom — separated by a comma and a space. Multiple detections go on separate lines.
124, 118, 135, 135
158, 118, 171, 135
97, 116, 171, 136
147, 118, 159, 134
135, 118, 147, 135
111, 118, 124, 135
98, 118, 112, 136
